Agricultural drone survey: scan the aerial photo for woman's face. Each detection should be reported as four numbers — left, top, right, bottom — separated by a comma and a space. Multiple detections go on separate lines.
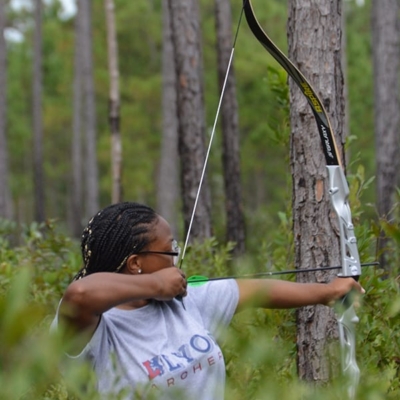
136, 216, 178, 274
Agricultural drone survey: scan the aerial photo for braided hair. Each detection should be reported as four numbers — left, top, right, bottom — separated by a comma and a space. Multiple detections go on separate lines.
73, 202, 159, 281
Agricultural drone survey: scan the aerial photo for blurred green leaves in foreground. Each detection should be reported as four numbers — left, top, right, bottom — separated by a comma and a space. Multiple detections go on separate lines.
0, 218, 399, 399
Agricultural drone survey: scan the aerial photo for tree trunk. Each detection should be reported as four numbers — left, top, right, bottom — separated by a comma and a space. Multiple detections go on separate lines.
371, 0, 400, 271
167, 0, 212, 240
0, 0, 13, 220
70, 0, 84, 237
105, 0, 122, 204
157, 0, 180, 237
288, 0, 345, 384
81, 0, 99, 218
214, 0, 246, 256
32, 0, 45, 223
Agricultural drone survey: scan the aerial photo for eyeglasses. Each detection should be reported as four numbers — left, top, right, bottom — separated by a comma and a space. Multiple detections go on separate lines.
137, 239, 181, 265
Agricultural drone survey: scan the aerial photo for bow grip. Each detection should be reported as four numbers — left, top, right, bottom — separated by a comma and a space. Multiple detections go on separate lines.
326, 165, 361, 279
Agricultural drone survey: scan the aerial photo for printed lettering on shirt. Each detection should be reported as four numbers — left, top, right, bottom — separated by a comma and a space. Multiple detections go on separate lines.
172, 344, 194, 363
142, 333, 222, 381
142, 357, 164, 379
161, 355, 182, 371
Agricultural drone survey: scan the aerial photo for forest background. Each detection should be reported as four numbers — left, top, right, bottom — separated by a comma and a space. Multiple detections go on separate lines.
3, 0, 376, 238
0, 0, 399, 399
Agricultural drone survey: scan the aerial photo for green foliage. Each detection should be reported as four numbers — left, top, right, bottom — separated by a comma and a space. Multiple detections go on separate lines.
345, 0, 376, 212
358, 269, 400, 397
5, 0, 377, 246
0, 219, 399, 399
0, 219, 80, 306
2, 1, 397, 397
182, 237, 235, 279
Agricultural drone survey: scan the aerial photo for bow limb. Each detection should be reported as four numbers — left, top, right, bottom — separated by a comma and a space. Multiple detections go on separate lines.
242, 1, 361, 397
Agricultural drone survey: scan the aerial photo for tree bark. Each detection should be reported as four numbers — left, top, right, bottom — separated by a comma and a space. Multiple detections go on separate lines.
214, 0, 246, 256
105, 0, 122, 204
32, 0, 45, 222
371, 0, 400, 271
167, 0, 212, 240
81, 0, 99, 218
0, 0, 13, 220
157, 0, 180, 238
70, 0, 84, 237
288, 0, 345, 384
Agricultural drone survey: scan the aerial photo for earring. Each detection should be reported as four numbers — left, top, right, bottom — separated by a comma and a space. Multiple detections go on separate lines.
138, 268, 142, 274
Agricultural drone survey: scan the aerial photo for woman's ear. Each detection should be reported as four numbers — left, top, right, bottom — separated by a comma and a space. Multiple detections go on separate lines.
125, 254, 142, 275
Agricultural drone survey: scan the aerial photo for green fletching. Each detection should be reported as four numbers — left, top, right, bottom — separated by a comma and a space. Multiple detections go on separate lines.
187, 275, 209, 287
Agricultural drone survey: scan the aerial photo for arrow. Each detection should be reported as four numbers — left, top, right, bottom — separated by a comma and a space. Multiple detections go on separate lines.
187, 262, 378, 286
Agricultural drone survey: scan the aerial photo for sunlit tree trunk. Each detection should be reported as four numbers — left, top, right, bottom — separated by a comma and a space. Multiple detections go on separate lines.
371, 0, 400, 271
81, 0, 99, 217
157, 0, 180, 237
214, 0, 245, 255
0, 0, 13, 220
167, 0, 212, 240
105, 0, 122, 204
32, 0, 45, 222
288, 0, 345, 384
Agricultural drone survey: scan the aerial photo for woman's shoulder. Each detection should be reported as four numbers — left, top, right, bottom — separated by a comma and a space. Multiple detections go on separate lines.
185, 279, 239, 315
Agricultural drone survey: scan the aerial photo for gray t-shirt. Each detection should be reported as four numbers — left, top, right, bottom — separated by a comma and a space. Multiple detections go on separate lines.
55, 279, 239, 400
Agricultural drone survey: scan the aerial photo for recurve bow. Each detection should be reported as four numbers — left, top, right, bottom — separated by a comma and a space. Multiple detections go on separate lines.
242, 1, 362, 397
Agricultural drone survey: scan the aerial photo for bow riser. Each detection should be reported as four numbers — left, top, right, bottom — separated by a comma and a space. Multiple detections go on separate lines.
327, 165, 361, 278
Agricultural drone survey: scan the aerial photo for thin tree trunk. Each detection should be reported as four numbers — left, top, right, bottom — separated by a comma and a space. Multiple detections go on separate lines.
157, 0, 179, 237
288, 0, 345, 384
0, 0, 12, 220
32, 0, 45, 222
105, 0, 122, 204
371, 0, 400, 271
81, 0, 99, 217
70, 0, 84, 237
167, 0, 212, 240
214, 0, 245, 255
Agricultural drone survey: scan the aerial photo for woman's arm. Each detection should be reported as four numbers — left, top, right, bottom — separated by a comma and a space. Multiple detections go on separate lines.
60, 267, 186, 334
235, 277, 364, 313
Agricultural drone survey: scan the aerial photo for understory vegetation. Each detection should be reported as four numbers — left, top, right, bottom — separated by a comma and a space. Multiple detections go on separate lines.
0, 203, 399, 399
1, 2, 398, 397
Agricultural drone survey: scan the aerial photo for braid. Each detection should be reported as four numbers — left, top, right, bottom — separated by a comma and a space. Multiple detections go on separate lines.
73, 202, 158, 281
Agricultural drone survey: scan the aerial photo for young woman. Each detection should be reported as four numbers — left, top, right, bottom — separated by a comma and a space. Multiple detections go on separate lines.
54, 201, 363, 399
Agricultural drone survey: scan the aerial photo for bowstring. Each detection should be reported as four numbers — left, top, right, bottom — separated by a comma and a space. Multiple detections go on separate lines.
179, 5, 246, 269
